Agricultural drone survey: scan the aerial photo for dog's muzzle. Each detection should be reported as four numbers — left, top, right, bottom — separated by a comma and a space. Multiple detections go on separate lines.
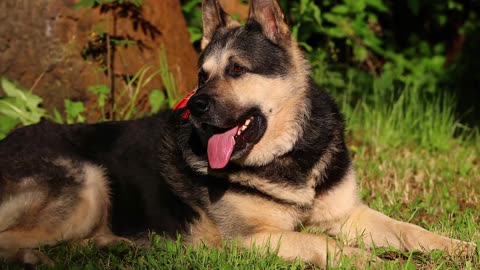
187, 94, 213, 117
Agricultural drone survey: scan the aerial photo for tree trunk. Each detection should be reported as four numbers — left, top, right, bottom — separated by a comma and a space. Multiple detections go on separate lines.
0, 0, 198, 120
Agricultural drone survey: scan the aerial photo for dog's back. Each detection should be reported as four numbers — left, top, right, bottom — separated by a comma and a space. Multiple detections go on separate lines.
0, 112, 203, 264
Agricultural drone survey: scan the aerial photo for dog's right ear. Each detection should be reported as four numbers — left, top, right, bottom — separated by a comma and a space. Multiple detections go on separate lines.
201, 0, 239, 50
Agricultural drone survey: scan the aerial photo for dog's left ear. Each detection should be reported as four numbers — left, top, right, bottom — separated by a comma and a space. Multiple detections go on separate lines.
248, 0, 290, 44
202, 0, 239, 50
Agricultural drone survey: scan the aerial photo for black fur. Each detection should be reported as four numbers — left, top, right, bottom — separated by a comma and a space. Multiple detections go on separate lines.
199, 20, 292, 77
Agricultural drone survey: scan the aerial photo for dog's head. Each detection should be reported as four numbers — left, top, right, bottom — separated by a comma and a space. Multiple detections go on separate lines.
185, 0, 311, 170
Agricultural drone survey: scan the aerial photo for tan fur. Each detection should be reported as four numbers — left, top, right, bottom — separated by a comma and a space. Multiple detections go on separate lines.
186, 210, 223, 247
228, 172, 315, 205
57, 163, 111, 240
242, 231, 379, 268
0, 160, 120, 265
305, 167, 361, 234
337, 204, 475, 255
0, 185, 47, 232
214, 192, 301, 233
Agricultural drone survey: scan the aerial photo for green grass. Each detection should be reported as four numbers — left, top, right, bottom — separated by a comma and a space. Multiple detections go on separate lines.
2, 71, 479, 270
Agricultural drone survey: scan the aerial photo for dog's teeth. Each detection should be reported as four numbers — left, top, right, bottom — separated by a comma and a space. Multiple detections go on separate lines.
245, 119, 251, 126
241, 125, 247, 131
237, 130, 242, 136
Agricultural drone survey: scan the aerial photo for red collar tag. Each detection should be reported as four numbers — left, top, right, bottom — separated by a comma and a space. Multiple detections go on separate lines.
173, 88, 197, 120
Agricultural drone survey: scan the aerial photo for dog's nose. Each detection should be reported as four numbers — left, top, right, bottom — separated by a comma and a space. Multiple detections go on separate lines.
187, 94, 212, 116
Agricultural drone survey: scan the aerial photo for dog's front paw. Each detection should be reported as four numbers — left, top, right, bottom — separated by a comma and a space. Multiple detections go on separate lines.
452, 241, 477, 257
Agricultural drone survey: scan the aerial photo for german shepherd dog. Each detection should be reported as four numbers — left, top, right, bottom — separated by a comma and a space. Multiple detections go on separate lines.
0, 0, 475, 267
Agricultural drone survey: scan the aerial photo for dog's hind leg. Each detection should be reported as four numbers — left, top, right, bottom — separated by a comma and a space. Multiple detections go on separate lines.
0, 188, 57, 266
0, 161, 114, 265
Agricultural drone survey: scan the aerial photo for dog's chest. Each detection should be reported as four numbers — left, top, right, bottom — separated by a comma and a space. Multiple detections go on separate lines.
206, 189, 304, 238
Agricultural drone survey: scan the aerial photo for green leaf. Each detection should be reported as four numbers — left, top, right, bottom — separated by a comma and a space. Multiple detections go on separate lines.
1, 77, 20, 97
88, 85, 110, 108
311, 3, 322, 24
111, 39, 136, 46
53, 108, 64, 124
300, 0, 309, 11
299, 42, 313, 52
407, 0, 421, 16
331, 5, 349, 14
437, 15, 447, 26
181, 0, 201, 12
188, 27, 203, 43
0, 115, 19, 139
323, 13, 344, 24
1, 77, 45, 120
345, 0, 366, 12
0, 98, 28, 124
365, 0, 388, 12
292, 24, 300, 39
73, 0, 95, 10
148, 89, 166, 113
324, 27, 348, 38
353, 45, 368, 61
64, 100, 85, 124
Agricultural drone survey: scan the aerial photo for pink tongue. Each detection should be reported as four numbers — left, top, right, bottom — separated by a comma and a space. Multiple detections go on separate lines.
207, 126, 240, 169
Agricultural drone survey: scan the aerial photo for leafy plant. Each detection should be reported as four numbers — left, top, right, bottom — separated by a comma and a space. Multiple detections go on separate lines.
87, 84, 111, 121
64, 100, 86, 124
116, 65, 159, 120
0, 77, 46, 125
158, 46, 181, 109
0, 77, 47, 138
182, 0, 203, 45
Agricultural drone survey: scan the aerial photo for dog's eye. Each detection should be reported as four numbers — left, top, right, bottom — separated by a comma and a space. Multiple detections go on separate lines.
228, 63, 248, 78
198, 70, 208, 86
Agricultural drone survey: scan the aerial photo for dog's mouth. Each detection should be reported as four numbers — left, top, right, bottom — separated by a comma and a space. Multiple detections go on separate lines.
201, 111, 266, 169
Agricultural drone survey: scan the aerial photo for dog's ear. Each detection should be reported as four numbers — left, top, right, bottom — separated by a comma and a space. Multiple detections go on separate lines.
201, 0, 239, 50
248, 0, 290, 44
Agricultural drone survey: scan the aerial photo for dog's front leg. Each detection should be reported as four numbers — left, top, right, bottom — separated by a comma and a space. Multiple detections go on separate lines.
241, 230, 380, 268
336, 204, 476, 256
